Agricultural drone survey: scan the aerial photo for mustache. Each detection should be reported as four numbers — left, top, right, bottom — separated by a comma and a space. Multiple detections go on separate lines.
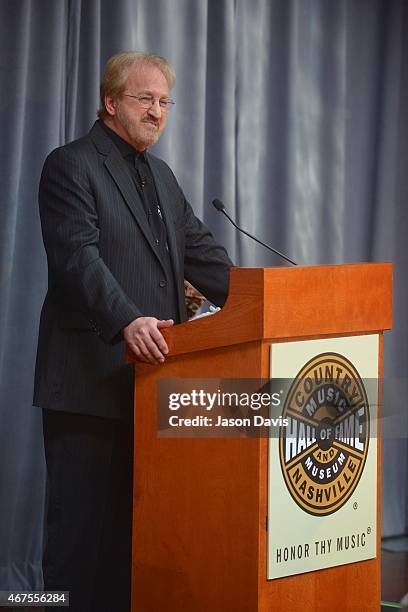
142, 117, 160, 126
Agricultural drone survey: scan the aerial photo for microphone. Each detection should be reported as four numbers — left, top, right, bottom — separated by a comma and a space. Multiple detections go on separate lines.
136, 168, 147, 188
212, 199, 297, 266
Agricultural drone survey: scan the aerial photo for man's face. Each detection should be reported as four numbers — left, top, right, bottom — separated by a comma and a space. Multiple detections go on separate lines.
105, 63, 170, 151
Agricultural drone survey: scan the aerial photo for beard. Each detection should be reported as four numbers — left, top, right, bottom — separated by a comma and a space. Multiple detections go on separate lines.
116, 104, 164, 150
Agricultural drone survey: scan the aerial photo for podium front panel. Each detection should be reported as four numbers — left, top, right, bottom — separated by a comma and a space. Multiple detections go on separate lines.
267, 334, 378, 580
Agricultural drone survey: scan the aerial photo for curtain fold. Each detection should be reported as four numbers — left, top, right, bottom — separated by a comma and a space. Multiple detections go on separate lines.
0, 0, 69, 589
0, 0, 406, 588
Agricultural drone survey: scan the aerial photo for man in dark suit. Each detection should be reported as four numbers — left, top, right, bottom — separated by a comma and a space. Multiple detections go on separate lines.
34, 51, 232, 611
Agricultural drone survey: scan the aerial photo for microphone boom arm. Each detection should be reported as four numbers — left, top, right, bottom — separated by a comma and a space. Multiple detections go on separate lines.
218, 206, 297, 266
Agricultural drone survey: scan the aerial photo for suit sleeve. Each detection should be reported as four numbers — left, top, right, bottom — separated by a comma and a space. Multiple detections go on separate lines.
181, 197, 234, 308
39, 147, 142, 343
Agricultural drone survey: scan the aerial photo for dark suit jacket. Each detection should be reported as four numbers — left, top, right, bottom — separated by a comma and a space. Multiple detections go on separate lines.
34, 121, 232, 418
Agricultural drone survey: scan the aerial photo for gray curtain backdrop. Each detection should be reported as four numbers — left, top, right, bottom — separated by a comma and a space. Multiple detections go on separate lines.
0, 0, 407, 590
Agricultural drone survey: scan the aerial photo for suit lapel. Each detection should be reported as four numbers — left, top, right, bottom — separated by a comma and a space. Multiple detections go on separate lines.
104, 152, 154, 243
90, 122, 164, 269
147, 158, 182, 280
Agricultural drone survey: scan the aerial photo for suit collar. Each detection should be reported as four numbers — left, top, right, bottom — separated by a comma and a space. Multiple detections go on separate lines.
89, 120, 114, 155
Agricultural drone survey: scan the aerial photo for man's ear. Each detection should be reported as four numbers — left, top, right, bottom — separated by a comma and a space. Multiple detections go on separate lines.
104, 95, 117, 116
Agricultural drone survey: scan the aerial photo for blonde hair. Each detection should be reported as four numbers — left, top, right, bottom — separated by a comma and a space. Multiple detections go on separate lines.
97, 51, 176, 119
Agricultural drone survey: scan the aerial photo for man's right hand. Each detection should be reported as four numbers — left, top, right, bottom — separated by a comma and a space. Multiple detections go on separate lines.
123, 317, 174, 364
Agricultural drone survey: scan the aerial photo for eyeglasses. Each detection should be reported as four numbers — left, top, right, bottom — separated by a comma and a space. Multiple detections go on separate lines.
123, 93, 175, 112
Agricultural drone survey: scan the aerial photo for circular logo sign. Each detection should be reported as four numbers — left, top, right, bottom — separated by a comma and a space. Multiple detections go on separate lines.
279, 352, 370, 516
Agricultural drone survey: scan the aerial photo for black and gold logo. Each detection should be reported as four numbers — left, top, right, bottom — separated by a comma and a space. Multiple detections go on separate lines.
279, 353, 370, 516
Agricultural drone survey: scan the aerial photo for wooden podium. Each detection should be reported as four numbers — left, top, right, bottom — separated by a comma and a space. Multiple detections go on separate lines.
128, 264, 392, 612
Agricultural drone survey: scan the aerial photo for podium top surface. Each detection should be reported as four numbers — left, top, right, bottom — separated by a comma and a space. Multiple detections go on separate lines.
128, 263, 392, 360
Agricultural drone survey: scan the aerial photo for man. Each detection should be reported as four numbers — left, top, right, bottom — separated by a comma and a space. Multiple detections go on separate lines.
34, 51, 232, 611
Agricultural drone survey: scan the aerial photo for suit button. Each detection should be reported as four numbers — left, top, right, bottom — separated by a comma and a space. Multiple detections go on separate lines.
155, 239, 160, 245
159, 280, 166, 288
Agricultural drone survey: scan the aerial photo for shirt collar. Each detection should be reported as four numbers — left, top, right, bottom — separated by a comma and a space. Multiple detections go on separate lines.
99, 120, 146, 162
